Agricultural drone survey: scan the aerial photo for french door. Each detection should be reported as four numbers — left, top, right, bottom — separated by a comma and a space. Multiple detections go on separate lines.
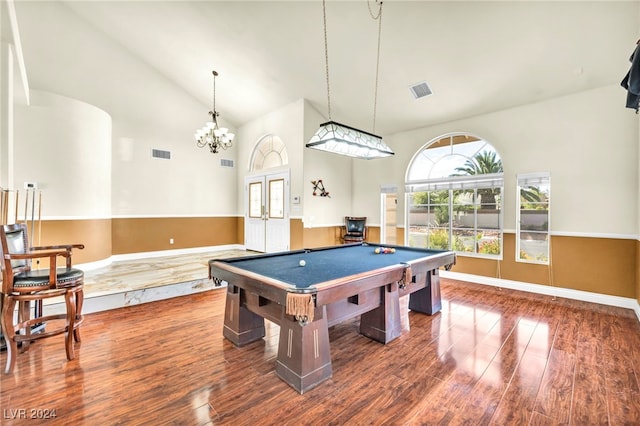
244, 171, 290, 253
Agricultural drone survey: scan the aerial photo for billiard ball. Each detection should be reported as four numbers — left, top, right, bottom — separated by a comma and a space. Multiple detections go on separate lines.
374, 248, 381, 254
299, 260, 306, 267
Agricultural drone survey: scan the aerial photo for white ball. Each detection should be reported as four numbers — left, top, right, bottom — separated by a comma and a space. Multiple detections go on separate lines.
299, 260, 306, 267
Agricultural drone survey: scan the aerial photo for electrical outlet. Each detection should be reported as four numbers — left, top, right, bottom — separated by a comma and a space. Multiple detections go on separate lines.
169, 238, 174, 244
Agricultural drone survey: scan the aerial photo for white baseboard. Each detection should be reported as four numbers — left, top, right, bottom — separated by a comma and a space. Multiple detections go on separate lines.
441, 270, 640, 324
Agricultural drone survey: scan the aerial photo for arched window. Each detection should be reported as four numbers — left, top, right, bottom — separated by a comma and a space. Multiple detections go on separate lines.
406, 133, 504, 258
250, 134, 288, 172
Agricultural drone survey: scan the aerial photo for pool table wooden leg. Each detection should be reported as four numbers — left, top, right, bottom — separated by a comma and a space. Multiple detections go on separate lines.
275, 306, 332, 394
222, 285, 265, 346
408, 269, 442, 315
360, 282, 403, 343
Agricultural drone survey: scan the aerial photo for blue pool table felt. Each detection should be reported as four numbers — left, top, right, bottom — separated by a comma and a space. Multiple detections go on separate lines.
224, 245, 443, 288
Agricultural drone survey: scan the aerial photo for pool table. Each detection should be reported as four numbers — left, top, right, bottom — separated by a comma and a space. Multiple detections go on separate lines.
208, 243, 455, 393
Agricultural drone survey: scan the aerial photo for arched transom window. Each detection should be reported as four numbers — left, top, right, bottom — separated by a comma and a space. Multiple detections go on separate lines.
405, 133, 504, 258
250, 134, 289, 172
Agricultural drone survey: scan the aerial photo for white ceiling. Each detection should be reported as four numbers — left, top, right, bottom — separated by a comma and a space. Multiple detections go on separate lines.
11, 0, 639, 136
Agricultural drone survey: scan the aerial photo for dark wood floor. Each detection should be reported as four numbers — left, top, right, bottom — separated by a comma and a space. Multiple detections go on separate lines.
1, 279, 639, 425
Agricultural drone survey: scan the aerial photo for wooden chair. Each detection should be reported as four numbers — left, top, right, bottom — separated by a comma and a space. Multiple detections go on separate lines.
0, 223, 85, 374
342, 216, 367, 243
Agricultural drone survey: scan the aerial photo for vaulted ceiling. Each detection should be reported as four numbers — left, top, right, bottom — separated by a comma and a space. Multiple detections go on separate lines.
11, 0, 638, 137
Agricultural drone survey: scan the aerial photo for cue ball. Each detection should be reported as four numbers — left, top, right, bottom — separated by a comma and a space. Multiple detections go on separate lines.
299, 260, 306, 267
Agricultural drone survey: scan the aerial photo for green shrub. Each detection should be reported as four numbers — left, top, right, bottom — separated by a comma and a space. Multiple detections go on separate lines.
519, 249, 531, 260
428, 228, 449, 250
478, 238, 501, 255
453, 236, 466, 252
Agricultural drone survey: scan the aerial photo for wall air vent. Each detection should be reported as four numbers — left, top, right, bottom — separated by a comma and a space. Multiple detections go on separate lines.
220, 159, 234, 168
409, 81, 433, 99
152, 149, 171, 160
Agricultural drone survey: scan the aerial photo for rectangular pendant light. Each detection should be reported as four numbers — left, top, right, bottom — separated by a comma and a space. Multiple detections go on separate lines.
306, 121, 394, 159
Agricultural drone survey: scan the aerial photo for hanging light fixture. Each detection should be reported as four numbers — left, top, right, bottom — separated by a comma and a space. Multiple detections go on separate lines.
195, 70, 235, 153
306, 121, 393, 158
306, 0, 394, 159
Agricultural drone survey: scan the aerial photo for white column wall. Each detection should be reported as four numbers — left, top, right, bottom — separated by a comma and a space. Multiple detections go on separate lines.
14, 90, 111, 219
0, 41, 12, 190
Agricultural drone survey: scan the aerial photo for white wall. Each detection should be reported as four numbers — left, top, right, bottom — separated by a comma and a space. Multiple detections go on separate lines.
302, 101, 354, 228
14, 90, 111, 219
354, 84, 639, 237
302, 145, 352, 228
351, 152, 404, 228
111, 117, 239, 217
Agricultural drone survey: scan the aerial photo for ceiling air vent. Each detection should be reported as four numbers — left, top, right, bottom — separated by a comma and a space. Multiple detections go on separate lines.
409, 81, 432, 99
151, 149, 171, 160
220, 159, 234, 168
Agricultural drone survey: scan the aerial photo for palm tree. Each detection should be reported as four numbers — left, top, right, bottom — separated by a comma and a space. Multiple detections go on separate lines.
520, 185, 548, 208
454, 151, 503, 209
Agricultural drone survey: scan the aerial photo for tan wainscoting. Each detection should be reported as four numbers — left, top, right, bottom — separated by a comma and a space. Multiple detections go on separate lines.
39, 219, 112, 265
236, 216, 244, 248
299, 225, 402, 247
302, 225, 342, 248
366, 226, 379, 243
299, 224, 383, 247
112, 217, 239, 255
637, 239, 640, 304
453, 233, 636, 299
549, 235, 635, 298
290, 218, 304, 250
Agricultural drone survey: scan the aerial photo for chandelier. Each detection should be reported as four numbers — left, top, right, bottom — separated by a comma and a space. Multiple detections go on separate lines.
195, 70, 234, 153
306, 0, 394, 159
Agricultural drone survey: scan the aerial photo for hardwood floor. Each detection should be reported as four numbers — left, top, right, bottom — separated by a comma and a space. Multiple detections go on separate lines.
1, 278, 639, 425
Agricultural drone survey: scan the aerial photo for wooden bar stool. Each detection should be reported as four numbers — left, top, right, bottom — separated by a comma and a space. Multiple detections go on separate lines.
0, 223, 84, 374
